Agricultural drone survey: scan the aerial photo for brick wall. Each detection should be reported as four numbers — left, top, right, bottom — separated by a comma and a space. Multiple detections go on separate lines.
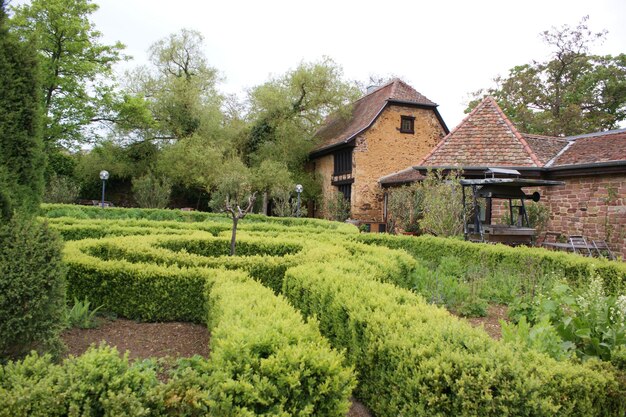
543, 175, 626, 259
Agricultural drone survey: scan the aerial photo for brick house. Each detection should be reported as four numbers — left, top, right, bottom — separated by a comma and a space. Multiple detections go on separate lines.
309, 79, 448, 231
380, 96, 626, 258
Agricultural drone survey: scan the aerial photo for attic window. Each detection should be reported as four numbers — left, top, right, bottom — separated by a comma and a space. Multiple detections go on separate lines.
400, 116, 415, 133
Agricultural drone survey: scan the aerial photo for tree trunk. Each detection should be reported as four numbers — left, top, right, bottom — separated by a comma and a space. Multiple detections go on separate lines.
230, 217, 238, 256
262, 191, 268, 215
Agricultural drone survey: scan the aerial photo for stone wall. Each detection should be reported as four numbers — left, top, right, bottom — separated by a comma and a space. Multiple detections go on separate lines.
351, 105, 446, 223
543, 175, 626, 259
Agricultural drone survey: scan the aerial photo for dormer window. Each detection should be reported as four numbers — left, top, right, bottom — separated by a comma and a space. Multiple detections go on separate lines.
400, 116, 415, 133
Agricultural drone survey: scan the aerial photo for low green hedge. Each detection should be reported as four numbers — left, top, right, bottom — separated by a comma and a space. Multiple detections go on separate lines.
11, 236, 357, 415
283, 262, 624, 417
358, 234, 626, 294
205, 269, 355, 416
41, 203, 359, 234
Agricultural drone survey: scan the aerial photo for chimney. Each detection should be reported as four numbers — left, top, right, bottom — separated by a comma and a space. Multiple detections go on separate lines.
366, 85, 379, 94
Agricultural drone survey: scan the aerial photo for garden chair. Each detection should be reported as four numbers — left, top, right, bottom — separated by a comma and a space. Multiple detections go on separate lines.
568, 235, 592, 256
592, 240, 616, 261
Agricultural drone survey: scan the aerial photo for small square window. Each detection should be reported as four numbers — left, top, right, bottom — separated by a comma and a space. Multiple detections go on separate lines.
400, 116, 415, 133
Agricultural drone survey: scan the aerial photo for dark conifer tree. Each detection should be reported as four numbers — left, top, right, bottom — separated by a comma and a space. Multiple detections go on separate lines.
0, 0, 44, 220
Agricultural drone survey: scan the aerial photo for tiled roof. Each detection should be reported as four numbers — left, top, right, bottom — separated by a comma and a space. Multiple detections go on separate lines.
550, 129, 626, 166
521, 134, 569, 166
418, 97, 543, 167
312, 78, 437, 154
379, 167, 424, 185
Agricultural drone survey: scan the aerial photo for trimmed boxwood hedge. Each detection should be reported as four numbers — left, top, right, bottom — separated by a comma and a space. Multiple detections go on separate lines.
5, 211, 623, 416
358, 233, 626, 294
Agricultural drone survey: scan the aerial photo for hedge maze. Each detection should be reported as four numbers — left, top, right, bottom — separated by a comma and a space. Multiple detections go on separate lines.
2, 205, 625, 416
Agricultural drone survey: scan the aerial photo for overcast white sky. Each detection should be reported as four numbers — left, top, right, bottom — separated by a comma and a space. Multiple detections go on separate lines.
62, 0, 626, 128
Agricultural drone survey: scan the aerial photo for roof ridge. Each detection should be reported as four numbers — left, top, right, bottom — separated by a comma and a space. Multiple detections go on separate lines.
488, 97, 542, 167
544, 140, 576, 167
564, 127, 626, 141
416, 96, 490, 166
389, 78, 399, 99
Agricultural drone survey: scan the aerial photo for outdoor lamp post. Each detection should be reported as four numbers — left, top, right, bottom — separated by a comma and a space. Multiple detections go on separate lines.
99, 170, 109, 209
295, 184, 303, 217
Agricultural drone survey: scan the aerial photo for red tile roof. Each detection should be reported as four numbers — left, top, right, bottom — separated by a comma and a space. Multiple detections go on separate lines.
549, 129, 626, 167
418, 97, 546, 167
312, 78, 437, 154
522, 134, 569, 166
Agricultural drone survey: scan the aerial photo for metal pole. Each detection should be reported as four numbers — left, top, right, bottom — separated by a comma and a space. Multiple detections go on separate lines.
296, 191, 301, 217
101, 179, 106, 208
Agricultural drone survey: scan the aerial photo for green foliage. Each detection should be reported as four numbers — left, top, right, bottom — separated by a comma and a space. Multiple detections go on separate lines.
502, 316, 574, 361
65, 297, 103, 329
506, 277, 626, 362
386, 184, 421, 233
29, 207, 625, 415
358, 233, 626, 295
419, 170, 467, 237
467, 17, 626, 136
132, 171, 172, 208
43, 173, 80, 204
205, 270, 355, 416
246, 57, 359, 171
411, 256, 488, 317
121, 29, 222, 144
0, 1, 44, 220
9, 0, 126, 149
324, 192, 350, 222
0, 345, 159, 416
0, 216, 66, 361
283, 262, 622, 417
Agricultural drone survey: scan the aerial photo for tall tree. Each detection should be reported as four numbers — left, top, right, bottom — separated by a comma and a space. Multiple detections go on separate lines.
246, 57, 360, 169
467, 17, 626, 136
121, 29, 223, 143
9, 0, 125, 151
245, 58, 359, 211
0, 0, 44, 220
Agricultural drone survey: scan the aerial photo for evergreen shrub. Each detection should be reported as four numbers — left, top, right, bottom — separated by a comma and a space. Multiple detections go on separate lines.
0, 216, 66, 361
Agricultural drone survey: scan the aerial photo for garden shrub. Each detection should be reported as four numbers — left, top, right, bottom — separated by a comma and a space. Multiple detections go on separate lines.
0, 216, 66, 361
0, 345, 159, 416
205, 269, 355, 416
58, 235, 357, 416
24, 209, 624, 416
283, 262, 624, 417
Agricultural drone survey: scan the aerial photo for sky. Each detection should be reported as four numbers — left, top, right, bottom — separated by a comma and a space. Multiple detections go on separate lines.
56, 0, 626, 129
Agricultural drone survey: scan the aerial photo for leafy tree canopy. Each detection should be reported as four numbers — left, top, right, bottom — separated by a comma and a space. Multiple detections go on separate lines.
120, 29, 223, 143
9, 0, 126, 151
467, 16, 626, 136
245, 57, 360, 169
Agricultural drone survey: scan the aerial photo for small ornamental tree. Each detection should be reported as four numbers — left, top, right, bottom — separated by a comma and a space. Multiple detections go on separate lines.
386, 184, 422, 234
419, 170, 468, 238
209, 158, 257, 256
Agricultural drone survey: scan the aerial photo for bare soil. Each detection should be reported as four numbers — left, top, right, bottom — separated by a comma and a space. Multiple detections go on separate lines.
462, 304, 509, 339
61, 318, 210, 360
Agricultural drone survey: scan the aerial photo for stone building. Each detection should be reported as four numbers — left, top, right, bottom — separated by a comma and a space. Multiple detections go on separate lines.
380, 96, 626, 259
309, 79, 448, 231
